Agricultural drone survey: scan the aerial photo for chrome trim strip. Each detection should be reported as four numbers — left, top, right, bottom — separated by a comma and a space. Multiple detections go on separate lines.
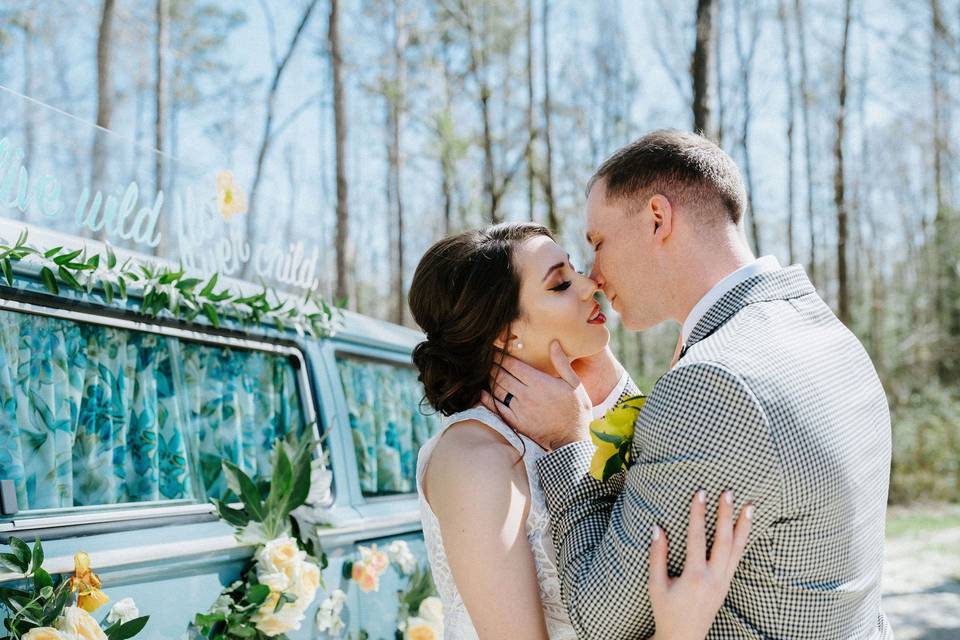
0, 296, 324, 530
0, 512, 422, 583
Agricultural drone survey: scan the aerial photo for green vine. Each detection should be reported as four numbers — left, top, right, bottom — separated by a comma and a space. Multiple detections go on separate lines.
0, 229, 342, 337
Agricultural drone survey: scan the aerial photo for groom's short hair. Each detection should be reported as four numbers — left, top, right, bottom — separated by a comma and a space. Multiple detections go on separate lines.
588, 129, 746, 226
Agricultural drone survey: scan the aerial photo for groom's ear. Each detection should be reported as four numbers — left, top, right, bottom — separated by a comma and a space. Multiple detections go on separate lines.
649, 194, 673, 243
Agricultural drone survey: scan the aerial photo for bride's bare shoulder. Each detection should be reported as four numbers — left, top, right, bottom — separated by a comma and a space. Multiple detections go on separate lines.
423, 419, 526, 502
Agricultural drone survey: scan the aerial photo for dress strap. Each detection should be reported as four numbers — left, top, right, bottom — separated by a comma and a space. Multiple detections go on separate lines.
441, 406, 532, 455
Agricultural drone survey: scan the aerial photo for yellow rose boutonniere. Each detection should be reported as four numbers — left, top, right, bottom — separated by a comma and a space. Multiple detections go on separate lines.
589, 394, 646, 482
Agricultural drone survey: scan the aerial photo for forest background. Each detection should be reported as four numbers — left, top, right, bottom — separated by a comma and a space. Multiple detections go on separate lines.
0, 0, 958, 506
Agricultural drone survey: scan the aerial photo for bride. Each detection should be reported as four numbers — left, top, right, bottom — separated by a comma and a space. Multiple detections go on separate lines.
408, 223, 753, 639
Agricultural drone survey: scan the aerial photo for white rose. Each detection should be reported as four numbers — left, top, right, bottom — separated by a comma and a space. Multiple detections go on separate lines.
387, 540, 417, 575
255, 536, 305, 592
291, 561, 321, 605
22, 628, 66, 640
106, 597, 139, 625
252, 592, 307, 637
417, 596, 443, 625
57, 606, 108, 640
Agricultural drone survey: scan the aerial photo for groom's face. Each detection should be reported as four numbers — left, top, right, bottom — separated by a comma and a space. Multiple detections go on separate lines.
586, 181, 665, 331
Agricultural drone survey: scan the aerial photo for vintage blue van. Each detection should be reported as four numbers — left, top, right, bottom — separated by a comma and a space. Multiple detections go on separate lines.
0, 220, 440, 639
0, 75, 447, 638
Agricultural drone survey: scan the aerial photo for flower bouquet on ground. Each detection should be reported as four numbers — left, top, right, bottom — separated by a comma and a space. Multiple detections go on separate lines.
0, 538, 148, 640
193, 431, 331, 639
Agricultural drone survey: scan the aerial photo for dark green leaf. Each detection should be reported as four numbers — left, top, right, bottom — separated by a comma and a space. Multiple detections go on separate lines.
53, 249, 82, 266
30, 537, 43, 573
223, 461, 263, 522
107, 615, 149, 640
103, 280, 114, 305
178, 277, 202, 291
245, 583, 270, 605
58, 266, 81, 290
43, 246, 62, 259
214, 502, 250, 528
106, 245, 117, 269
342, 560, 353, 580
601, 454, 624, 482
117, 276, 127, 300
39, 267, 58, 294
0, 552, 26, 572
200, 273, 219, 297
8, 538, 30, 569
202, 303, 220, 327
32, 567, 51, 593
1, 258, 12, 286
591, 430, 625, 446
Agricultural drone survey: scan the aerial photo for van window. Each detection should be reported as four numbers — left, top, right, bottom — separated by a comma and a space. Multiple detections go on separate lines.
0, 308, 307, 512
335, 356, 440, 496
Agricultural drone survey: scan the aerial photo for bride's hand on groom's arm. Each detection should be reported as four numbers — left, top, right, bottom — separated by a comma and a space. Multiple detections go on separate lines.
648, 490, 754, 640
481, 341, 593, 450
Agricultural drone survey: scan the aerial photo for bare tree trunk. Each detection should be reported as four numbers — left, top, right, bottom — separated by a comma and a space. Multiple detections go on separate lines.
931, 0, 959, 380
714, 0, 725, 146
387, 0, 407, 325
834, 0, 852, 324
526, 0, 537, 222
541, 0, 558, 232
153, 0, 168, 256
439, 32, 456, 235
794, 0, 817, 284
733, 0, 762, 255
244, 0, 321, 276
92, 0, 116, 235
778, 0, 797, 264
330, 0, 349, 304
691, 0, 716, 137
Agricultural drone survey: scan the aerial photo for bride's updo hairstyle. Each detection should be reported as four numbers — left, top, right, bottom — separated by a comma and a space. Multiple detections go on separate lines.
409, 222, 554, 416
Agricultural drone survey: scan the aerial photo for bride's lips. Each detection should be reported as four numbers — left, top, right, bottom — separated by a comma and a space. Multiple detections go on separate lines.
587, 303, 606, 325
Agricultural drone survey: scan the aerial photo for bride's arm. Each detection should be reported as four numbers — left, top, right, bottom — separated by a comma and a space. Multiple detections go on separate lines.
424, 421, 550, 640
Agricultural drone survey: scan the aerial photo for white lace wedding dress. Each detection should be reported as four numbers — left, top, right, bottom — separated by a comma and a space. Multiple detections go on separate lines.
416, 374, 631, 639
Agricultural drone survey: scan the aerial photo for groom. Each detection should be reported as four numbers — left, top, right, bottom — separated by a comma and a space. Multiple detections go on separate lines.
488, 130, 892, 638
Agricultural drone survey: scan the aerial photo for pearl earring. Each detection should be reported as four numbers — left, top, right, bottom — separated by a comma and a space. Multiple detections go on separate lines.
515, 341, 523, 350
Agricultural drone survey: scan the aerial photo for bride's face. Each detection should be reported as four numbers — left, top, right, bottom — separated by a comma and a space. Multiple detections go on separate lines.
504, 235, 610, 373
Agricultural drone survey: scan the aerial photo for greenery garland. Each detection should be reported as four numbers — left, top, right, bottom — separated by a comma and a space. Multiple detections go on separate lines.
0, 229, 342, 338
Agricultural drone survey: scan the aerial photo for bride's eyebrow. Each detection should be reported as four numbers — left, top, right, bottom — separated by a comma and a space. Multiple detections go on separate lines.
541, 254, 572, 282
542, 261, 565, 282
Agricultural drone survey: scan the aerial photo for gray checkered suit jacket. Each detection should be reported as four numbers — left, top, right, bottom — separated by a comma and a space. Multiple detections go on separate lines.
537, 266, 893, 639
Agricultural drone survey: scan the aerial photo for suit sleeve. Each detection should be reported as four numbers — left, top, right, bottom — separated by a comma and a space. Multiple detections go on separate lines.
536, 361, 782, 639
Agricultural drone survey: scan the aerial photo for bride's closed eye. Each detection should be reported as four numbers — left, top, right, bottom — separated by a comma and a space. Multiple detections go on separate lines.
549, 280, 572, 292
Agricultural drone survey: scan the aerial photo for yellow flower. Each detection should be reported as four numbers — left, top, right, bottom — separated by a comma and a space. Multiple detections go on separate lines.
405, 616, 441, 640
216, 170, 247, 220
57, 606, 108, 640
22, 628, 66, 640
588, 394, 646, 482
69, 552, 109, 613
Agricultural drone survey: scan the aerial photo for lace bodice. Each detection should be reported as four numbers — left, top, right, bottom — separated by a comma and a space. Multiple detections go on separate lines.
415, 373, 631, 639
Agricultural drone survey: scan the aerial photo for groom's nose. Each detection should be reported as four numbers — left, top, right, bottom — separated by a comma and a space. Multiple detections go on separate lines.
589, 262, 605, 288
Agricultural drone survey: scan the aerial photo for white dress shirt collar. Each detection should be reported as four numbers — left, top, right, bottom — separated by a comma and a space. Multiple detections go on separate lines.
681, 255, 782, 343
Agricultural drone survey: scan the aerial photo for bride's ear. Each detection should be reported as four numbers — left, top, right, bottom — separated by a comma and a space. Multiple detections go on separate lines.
493, 327, 519, 351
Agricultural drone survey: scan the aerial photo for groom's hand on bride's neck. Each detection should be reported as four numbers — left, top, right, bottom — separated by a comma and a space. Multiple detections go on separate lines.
481, 341, 593, 451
